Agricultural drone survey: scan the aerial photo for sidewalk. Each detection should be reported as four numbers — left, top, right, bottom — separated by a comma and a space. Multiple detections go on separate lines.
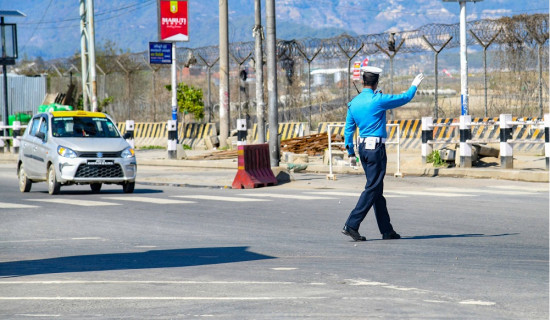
134, 148, 548, 186
1, 148, 547, 190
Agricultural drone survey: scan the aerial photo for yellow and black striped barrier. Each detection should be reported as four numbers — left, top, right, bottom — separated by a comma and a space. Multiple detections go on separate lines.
117, 121, 217, 148
252, 122, 308, 141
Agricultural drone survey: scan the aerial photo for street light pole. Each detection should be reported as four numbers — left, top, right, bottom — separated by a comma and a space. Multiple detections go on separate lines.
442, 0, 482, 116
219, 0, 230, 148
459, 1, 468, 115
266, 0, 279, 166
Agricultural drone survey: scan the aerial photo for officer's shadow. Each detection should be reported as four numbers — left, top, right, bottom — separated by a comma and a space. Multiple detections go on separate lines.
400, 233, 519, 240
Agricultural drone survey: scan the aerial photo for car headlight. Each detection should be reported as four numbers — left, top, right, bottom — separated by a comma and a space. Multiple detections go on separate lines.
121, 147, 135, 158
57, 146, 77, 158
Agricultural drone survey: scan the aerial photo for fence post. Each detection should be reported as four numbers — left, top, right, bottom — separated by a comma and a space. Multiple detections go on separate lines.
167, 119, 177, 159
12, 121, 21, 154
125, 120, 135, 149
544, 113, 549, 170
499, 114, 513, 169
459, 115, 472, 167
421, 117, 433, 163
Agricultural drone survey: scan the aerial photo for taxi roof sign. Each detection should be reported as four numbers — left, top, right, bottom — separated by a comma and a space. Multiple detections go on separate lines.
50, 111, 106, 118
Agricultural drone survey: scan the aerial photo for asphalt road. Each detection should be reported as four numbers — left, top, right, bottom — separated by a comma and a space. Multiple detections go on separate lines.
0, 163, 548, 319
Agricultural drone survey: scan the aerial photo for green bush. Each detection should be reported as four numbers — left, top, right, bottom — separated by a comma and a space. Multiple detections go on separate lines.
426, 150, 446, 167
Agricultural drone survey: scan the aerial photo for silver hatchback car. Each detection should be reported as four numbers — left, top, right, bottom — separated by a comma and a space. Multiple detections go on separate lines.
17, 111, 137, 195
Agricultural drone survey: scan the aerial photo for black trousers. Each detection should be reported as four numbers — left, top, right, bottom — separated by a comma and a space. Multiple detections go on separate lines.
345, 142, 394, 234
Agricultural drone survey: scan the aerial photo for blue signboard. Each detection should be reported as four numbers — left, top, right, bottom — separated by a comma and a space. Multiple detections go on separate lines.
149, 42, 172, 64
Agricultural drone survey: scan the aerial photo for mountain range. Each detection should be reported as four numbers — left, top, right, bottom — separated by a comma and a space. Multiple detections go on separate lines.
4, 0, 549, 60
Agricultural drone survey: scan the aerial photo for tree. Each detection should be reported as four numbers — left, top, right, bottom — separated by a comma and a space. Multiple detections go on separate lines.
165, 83, 205, 120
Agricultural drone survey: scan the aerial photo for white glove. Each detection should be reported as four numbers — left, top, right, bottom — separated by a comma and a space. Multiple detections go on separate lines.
412, 73, 424, 87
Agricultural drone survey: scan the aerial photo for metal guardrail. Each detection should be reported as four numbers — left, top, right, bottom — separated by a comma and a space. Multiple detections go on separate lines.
326, 123, 401, 180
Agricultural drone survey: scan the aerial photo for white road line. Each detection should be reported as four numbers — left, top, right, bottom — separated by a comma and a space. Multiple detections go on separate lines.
172, 195, 271, 202
425, 187, 537, 196
0, 237, 104, 244
0, 202, 39, 209
306, 191, 406, 198
26, 199, 120, 206
0, 297, 326, 301
0, 280, 294, 285
490, 185, 548, 192
459, 300, 496, 306
384, 190, 477, 197
102, 196, 195, 204
242, 193, 336, 200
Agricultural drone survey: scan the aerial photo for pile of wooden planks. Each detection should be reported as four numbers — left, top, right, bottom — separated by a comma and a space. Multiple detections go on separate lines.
185, 133, 344, 159
185, 149, 238, 160
281, 133, 344, 156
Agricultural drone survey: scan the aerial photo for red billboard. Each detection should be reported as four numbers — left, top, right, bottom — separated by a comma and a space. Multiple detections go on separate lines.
158, 0, 188, 42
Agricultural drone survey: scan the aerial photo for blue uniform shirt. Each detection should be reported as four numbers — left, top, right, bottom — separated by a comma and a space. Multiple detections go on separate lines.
344, 86, 418, 155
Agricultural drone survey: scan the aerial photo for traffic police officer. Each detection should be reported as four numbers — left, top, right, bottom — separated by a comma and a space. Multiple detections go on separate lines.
342, 66, 424, 241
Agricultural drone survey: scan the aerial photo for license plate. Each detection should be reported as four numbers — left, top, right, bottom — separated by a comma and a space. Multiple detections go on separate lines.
87, 160, 114, 165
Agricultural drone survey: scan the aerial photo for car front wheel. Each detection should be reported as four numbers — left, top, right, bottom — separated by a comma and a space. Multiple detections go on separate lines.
48, 165, 61, 195
90, 183, 102, 193
122, 181, 135, 193
18, 164, 32, 193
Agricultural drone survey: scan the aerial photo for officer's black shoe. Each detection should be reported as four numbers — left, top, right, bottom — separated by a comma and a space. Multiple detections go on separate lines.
342, 225, 367, 241
382, 230, 401, 240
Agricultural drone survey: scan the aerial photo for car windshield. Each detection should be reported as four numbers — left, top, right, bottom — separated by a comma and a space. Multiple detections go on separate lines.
52, 116, 120, 138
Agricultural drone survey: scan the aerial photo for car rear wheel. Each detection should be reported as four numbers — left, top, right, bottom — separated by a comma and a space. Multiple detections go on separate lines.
48, 165, 61, 195
90, 183, 102, 193
18, 164, 32, 193
122, 181, 135, 193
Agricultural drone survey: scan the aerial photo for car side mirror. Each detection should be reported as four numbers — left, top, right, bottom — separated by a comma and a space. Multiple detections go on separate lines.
35, 132, 46, 141
123, 132, 131, 140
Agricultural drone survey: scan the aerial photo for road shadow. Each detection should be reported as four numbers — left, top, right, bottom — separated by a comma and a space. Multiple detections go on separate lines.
0, 247, 275, 278
401, 233, 519, 240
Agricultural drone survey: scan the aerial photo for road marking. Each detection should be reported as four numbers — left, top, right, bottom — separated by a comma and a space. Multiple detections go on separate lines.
172, 195, 270, 202
490, 185, 548, 192
459, 300, 496, 306
384, 190, 477, 197
242, 193, 336, 200
26, 199, 120, 206
0, 202, 39, 209
15, 314, 61, 318
0, 297, 326, 301
306, 191, 406, 198
0, 237, 104, 244
0, 280, 295, 285
425, 187, 536, 196
102, 196, 195, 204
271, 267, 298, 271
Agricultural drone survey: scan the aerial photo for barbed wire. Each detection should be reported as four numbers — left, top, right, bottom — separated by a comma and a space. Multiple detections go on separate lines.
24, 13, 548, 75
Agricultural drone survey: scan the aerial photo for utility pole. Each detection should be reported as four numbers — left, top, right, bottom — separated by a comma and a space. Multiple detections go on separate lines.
443, 0, 482, 116
253, 0, 265, 143
266, 0, 279, 166
79, 0, 98, 112
219, 0, 230, 148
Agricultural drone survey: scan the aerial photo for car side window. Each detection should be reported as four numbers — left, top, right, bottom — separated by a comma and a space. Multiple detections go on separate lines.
29, 118, 41, 136
38, 117, 49, 137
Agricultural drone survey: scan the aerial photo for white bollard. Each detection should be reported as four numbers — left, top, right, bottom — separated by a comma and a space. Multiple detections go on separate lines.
237, 119, 247, 146
0, 121, 4, 153
12, 121, 21, 154
499, 114, 513, 169
544, 113, 549, 170
459, 115, 472, 168
125, 120, 135, 149
421, 117, 433, 163
167, 120, 177, 159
